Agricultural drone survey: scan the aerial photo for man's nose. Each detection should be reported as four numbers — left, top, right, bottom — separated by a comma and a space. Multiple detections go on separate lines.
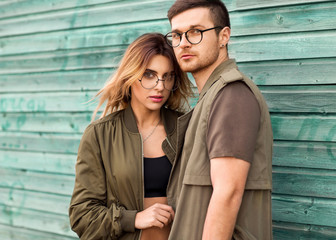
179, 33, 191, 48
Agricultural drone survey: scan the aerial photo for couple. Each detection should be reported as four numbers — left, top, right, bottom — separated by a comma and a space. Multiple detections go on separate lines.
69, 1, 273, 240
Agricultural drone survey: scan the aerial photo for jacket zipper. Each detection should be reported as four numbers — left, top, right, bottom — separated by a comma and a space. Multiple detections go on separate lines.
165, 136, 176, 201
139, 133, 144, 240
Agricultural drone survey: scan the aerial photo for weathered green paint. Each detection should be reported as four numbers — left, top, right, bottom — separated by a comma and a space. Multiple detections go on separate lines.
238, 58, 336, 85
0, 204, 76, 237
272, 194, 336, 227
261, 85, 336, 113
0, 224, 78, 240
0, 20, 170, 56
2, 85, 336, 113
1, 0, 336, 239
273, 166, 336, 198
271, 115, 336, 141
2, 112, 336, 143
235, 0, 335, 10
0, 188, 72, 216
0, 1, 175, 38
273, 141, 336, 170
231, 2, 336, 36
0, 47, 125, 74
0, 92, 96, 113
273, 221, 336, 240
0, 132, 81, 154
1, 32, 336, 73
0, 150, 76, 174
0, 70, 110, 92
0, 168, 75, 195
2, 2, 336, 56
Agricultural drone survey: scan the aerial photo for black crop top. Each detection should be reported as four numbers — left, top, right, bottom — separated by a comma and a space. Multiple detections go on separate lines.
144, 155, 172, 198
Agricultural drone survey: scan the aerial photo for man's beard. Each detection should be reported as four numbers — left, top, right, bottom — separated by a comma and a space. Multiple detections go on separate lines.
178, 50, 219, 74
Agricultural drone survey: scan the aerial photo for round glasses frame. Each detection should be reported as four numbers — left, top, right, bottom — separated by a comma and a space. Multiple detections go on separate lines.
165, 26, 223, 48
138, 73, 178, 91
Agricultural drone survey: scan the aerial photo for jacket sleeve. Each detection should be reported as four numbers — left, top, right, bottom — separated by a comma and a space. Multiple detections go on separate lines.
69, 124, 137, 239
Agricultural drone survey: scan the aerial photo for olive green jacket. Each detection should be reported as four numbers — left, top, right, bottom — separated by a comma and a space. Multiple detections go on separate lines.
168, 59, 273, 240
69, 106, 180, 240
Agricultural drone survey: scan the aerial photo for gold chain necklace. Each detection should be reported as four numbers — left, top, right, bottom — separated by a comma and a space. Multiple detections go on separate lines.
142, 118, 161, 142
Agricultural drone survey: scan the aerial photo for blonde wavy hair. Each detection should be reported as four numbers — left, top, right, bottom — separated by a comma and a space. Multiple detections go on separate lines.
92, 33, 193, 120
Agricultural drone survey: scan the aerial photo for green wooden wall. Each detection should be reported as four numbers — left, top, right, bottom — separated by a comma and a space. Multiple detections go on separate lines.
1, 0, 335, 239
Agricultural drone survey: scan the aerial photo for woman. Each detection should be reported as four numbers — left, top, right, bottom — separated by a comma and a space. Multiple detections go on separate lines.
69, 33, 193, 240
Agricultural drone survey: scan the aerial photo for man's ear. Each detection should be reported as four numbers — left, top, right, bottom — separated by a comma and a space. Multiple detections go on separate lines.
219, 27, 231, 48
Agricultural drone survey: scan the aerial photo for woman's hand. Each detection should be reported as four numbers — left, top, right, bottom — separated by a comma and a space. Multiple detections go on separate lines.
135, 203, 175, 229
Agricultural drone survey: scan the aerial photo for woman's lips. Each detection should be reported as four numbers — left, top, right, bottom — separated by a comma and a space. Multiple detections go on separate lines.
149, 96, 164, 103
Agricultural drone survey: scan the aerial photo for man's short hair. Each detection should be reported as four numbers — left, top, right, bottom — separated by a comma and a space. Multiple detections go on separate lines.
167, 0, 231, 30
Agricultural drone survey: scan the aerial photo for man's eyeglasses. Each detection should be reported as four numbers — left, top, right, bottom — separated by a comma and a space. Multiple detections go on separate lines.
139, 71, 178, 91
165, 26, 223, 48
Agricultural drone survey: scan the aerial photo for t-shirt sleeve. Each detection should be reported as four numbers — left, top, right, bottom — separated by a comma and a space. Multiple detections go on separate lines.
207, 81, 260, 163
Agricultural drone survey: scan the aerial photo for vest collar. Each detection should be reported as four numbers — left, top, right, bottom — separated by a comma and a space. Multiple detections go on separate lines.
123, 105, 175, 135
198, 59, 238, 101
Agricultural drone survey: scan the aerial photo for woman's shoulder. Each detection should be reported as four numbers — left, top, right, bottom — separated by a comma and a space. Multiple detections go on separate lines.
84, 109, 125, 134
92, 110, 124, 125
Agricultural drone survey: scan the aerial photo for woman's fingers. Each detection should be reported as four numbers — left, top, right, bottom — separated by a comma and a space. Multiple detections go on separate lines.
135, 203, 175, 229
153, 203, 174, 223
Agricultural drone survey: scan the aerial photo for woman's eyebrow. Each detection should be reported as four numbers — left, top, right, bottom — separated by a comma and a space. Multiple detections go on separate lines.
145, 68, 157, 74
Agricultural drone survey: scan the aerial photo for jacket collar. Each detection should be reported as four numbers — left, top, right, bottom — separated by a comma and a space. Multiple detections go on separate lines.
123, 105, 176, 135
198, 59, 238, 101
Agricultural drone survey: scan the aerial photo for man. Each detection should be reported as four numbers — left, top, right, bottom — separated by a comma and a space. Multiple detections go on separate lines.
164, 1, 273, 239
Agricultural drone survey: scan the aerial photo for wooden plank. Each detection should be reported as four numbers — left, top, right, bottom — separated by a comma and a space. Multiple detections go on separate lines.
238, 58, 336, 85
273, 141, 336, 170
2, 3, 335, 57
230, 30, 336, 61
273, 166, 336, 198
260, 85, 336, 113
3, 138, 327, 177
273, 221, 336, 240
0, 0, 120, 19
0, 187, 71, 215
235, 0, 335, 10
1, 85, 335, 114
0, 168, 75, 195
231, 2, 336, 35
1, 112, 91, 133
3, 112, 336, 143
1, 1, 334, 38
0, 20, 170, 56
0, 70, 109, 92
272, 114, 336, 142
1, 31, 335, 74
0, 0, 235, 20
0, 204, 76, 237
1, 58, 335, 93
0, 47, 125, 74
0, 91, 96, 113
0, 224, 78, 240
272, 194, 336, 227
0, 0, 174, 38
0, 150, 76, 175
0, 132, 81, 154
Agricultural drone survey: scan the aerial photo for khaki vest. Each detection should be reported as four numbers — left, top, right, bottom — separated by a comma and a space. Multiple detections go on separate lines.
168, 59, 273, 240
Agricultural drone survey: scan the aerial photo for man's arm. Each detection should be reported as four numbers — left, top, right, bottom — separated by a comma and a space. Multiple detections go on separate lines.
202, 157, 250, 240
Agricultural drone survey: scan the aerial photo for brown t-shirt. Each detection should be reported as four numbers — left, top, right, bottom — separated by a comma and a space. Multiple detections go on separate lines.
207, 81, 260, 163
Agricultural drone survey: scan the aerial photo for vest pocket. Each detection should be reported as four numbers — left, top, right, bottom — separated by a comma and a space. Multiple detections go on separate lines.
183, 174, 212, 186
